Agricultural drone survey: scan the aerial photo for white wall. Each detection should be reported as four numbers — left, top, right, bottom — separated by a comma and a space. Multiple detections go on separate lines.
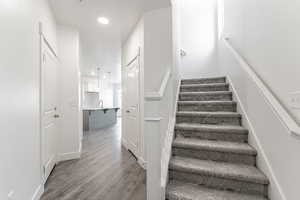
179, 0, 219, 78
143, 5, 181, 198
0, 0, 57, 199
171, 0, 181, 83
82, 76, 115, 108
144, 7, 173, 92
143, 7, 174, 170
122, 19, 145, 66
100, 79, 114, 108
57, 26, 82, 161
221, 0, 300, 123
113, 83, 121, 108
80, 31, 122, 84
219, 0, 300, 199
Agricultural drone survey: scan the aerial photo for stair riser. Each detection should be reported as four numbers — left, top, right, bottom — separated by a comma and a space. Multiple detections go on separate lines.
179, 93, 232, 101
166, 194, 180, 200
181, 78, 226, 85
176, 115, 241, 126
166, 183, 269, 200
169, 171, 268, 196
172, 148, 256, 165
175, 130, 248, 142
178, 103, 236, 112
180, 85, 229, 92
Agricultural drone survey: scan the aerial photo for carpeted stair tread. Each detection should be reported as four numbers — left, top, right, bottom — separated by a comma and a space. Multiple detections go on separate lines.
166, 181, 268, 200
178, 100, 236, 104
173, 138, 256, 155
180, 83, 229, 92
180, 91, 232, 96
181, 83, 229, 87
176, 111, 241, 118
181, 77, 226, 85
179, 91, 233, 101
175, 123, 248, 134
169, 156, 269, 185
178, 101, 236, 107
178, 100, 237, 112
176, 111, 242, 125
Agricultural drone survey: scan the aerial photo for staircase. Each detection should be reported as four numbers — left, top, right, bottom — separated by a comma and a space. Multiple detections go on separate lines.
166, 77, 269, 200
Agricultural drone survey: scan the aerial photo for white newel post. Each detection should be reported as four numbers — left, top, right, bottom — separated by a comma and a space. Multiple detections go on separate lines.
145, 118, 164, 200
144, 68, 174, 200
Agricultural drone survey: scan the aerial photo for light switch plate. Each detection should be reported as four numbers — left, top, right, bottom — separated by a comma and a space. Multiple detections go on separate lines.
290, 92, 300, 109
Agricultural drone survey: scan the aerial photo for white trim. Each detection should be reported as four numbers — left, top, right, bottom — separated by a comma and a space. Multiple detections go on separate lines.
223, 37, 300, 137
57, 151, 81, 163
145, 69, 172, 101
138, 157, 147, 169
170, 0, 178, 6
121, 138, 137, 156
121, 138, 130, 150
39, 22, 58, 58
227, 76, 287, 200
31, 184, 44, 200
161, 77, 181, 188
144, 117, 162, 121
79, 137, 82, 155
122, 138, 146, 169
126, 53, 140, 67
39, 24, 44, 191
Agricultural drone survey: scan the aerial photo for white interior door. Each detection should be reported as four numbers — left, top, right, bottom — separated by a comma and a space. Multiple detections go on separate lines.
123, 56, 140, 157
41, 38, 59, 181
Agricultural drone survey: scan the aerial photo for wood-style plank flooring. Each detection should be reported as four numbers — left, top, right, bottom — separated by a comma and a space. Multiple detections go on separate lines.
41, 120, 146, 200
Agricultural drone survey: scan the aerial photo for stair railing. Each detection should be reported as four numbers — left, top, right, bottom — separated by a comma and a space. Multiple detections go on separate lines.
144, 67, 180, 200
223, 37, 300, 137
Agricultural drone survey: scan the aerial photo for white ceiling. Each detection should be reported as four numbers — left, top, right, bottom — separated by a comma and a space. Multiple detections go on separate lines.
49, 0, 170, 83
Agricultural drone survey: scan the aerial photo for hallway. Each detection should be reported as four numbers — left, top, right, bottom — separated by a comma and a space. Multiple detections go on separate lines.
41, 121, 146, 200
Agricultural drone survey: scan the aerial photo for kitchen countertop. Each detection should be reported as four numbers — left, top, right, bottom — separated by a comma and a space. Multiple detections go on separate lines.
83, 107, 119, 131
83, 107, 120, 111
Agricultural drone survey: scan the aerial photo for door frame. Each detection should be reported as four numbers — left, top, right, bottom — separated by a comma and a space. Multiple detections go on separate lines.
39, 22, 59, 185
122, 48, 142, 160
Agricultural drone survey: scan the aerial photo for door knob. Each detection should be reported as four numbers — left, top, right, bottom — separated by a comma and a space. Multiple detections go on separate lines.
126, 110, 130, 113
54, 114, 60, 118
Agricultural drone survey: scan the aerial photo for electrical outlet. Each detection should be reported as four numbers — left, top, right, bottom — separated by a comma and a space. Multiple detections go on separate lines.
290, 92, 300, 109
8, 190, 14, 200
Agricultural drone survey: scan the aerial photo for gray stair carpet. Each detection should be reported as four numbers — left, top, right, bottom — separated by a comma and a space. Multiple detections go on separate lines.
166, 77, 270, 200
178, 101, 237, 112
167, 181, 268, 200
180, 83, 229, 92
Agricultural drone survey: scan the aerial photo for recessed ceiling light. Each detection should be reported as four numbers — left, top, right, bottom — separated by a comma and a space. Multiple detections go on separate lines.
97, 17, 110, 25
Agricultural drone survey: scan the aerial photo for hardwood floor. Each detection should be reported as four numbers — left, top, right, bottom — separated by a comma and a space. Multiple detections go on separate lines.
41, 120, 146, 200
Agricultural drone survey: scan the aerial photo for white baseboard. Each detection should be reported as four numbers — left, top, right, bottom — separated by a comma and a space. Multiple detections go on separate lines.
57, 151, 81, 163
122, 138, 147, 169
121, 138, 129, 150
227, 76, 287, 200
138, 157, 147, 169
31, 184, 44, 200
